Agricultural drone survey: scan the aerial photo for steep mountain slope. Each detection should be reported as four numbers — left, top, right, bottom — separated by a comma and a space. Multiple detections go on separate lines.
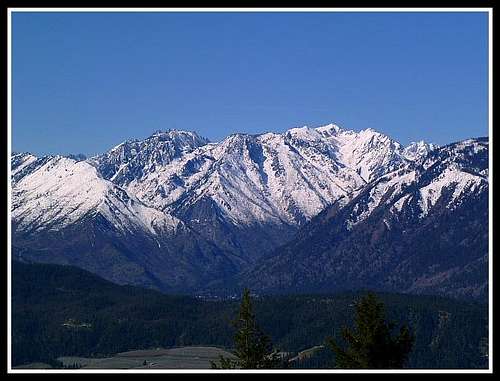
89, 130, 209, 186
12, 155, 179, 234
11, 154, 243, 292
316, 124, 430, 181
88, 125, 428, 259
402, 141, 439, 162
133, 129, 367, 258
236, 138, 488, 300
11, 124, 441, 293
102, 125, 429, 226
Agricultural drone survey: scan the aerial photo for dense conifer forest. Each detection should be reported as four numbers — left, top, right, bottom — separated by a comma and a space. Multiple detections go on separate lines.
12, 261, 488, 369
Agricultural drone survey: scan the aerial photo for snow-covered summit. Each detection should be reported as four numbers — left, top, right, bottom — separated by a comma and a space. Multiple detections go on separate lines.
117, 126, 367, 227
341, 137, 488, 229
315, 124, 407, 181
11, 123, 486, 295
80, 123, 438, 228
88, 129, 209, 187
149, 129, 209, 144
237, 137, 488, 300
403, 140, 439, 161
11, 155, 181, 235
315, 123, 342, 135
11, 122, 446, 252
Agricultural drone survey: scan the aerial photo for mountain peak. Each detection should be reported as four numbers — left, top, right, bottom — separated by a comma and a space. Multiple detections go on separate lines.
150, 129, 208, 141
286, 126, 322, 141
65, 153, 87, 162
315, 123, 343, 136
89, 129, 209, 186
403, 140, 438, 161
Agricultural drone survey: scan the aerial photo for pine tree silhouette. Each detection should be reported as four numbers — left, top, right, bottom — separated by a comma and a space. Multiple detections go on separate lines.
326, 293, 414, 369
211, 288, 280, 369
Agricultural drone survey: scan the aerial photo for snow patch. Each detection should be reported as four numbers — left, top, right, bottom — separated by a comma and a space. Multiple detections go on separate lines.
418, 167, 484, 217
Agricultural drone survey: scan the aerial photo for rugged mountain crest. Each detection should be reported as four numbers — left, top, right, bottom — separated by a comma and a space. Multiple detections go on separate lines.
403, 141, 439, 162
234, 138, 488, 300
88, 129, 209, 186
11, 155, 180, 234
14, 123, 484, 299
10, 152, 243, 292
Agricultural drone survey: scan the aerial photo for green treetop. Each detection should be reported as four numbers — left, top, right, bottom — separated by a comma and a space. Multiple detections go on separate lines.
326, 292, 414, 369
211, 288, 280, 369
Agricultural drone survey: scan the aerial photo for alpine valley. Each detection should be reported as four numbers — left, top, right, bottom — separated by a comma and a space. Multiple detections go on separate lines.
11, 124, 489, 300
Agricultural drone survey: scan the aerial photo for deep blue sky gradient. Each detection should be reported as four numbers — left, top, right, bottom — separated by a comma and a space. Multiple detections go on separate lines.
12, 11, 489, 156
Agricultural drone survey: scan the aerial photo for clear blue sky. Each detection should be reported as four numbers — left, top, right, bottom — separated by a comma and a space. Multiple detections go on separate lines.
12, 11, 489, 156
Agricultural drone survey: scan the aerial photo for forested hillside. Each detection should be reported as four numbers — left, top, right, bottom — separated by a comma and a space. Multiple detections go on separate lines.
12, 261, 488, 369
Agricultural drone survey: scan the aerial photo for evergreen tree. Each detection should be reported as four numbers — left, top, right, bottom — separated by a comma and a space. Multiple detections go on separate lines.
211, 288, 280, 369
326, 293, 414, 369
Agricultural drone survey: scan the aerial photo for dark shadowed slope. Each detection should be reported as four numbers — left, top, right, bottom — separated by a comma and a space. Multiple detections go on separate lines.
236, 138, 488, 300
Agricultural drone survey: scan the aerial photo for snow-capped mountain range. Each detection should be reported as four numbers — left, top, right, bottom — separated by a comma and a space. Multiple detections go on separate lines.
233, 138, 488, 300
12, 154, 181, 235
12, 125, 434, 255
11, 123, 488, 298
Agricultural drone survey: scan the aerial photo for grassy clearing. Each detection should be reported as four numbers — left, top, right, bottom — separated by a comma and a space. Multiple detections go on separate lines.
57, 346, 236, 369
